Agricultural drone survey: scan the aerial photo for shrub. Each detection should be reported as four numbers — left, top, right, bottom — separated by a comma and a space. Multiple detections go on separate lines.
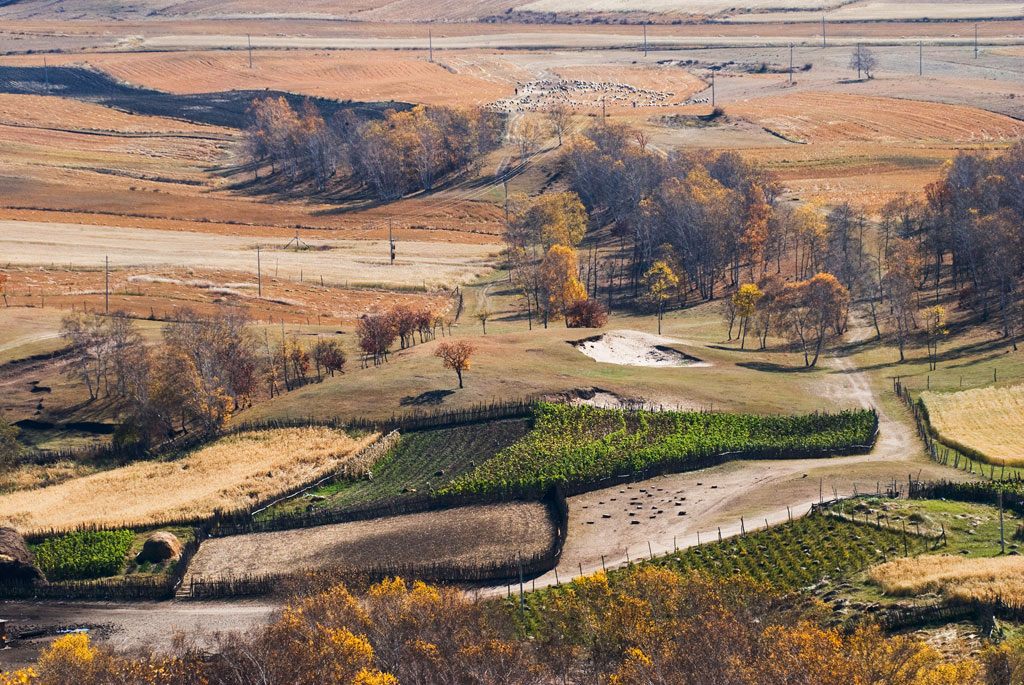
566, 299, 609, 328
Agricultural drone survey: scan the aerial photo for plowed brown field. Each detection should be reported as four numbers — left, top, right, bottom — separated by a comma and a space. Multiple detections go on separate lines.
728, 92, 1024, 144
4, 51, 514, 105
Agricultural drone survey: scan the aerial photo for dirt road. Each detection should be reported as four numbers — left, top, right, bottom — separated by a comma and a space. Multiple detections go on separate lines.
476, 310, 970, 595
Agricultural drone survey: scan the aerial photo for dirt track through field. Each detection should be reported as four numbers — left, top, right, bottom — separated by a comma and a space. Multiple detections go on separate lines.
476, 308, 970, 596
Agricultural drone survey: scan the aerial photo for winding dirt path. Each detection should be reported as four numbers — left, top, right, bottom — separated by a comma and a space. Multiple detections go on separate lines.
476, 309, 967, 595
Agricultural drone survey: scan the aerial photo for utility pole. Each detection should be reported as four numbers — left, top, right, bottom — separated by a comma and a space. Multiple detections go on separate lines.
601, 95, 606, 123
389, 219, 396, 265
256, 245, 262, 297
789, 43, 793, 83
974, 23, 979, 58
919, 40, 923, 75
428, 28, 433, 62
856, 44, 862, 79
643, 22, 647, 57
822, 15, 826, 48
43, 57, 49, 91
104, 256, 109, 313
711, 70, 715, 108
247, 34, 253, 68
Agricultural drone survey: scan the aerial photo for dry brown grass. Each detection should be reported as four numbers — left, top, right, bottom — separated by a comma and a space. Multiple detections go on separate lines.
870, 554, 1024, 603
0, 427, 378, 534
921, 385, 1024, 466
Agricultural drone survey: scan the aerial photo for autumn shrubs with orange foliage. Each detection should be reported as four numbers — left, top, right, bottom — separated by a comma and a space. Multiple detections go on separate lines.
8, 566, 997, 684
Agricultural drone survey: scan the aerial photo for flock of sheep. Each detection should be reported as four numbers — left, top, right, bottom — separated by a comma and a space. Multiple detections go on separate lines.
488, 78, 706, 113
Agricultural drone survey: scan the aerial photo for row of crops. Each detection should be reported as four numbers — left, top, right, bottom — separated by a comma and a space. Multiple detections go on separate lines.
441, 404, 878, 497
263, 418, 533, 518
519, 512, 911, 624
30, 530, 135, 582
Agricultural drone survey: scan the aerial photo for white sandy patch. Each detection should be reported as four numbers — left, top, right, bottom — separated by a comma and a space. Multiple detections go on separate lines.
573, 330, 709, 368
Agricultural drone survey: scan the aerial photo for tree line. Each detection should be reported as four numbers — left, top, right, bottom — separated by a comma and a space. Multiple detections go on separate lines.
59, 310, 345, 447
9, 568, 996, 684
244, 97, 505, 199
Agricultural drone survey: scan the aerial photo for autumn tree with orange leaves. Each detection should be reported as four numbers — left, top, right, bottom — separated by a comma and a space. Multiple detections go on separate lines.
434, 340, 475, 389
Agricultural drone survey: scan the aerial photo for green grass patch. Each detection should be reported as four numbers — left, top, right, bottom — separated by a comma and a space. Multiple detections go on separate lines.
442, 404, 877, 496
260, 419, 532, 518
31, 529, 135, 581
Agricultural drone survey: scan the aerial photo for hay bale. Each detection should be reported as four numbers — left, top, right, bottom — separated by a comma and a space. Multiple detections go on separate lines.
136, 532, 182, 564
0, 527, 46, 585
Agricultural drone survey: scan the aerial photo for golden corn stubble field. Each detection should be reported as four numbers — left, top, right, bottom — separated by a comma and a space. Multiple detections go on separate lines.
921, 385, 1024, 466
0, 427, 378, 534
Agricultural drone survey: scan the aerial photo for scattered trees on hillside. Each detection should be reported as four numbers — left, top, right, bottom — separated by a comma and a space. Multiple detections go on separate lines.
435, 341, 475, 389
778, 273, 851, 367
244, 97, 504, 200
356, 304, 441, 366
732, 283, 764, 350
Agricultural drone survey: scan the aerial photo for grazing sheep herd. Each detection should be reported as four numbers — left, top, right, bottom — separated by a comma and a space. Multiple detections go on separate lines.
487, 78, 708, 113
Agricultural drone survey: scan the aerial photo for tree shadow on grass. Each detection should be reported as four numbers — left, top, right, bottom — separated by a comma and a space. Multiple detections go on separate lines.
399, 389, 455, 406
736, 361, 815, 373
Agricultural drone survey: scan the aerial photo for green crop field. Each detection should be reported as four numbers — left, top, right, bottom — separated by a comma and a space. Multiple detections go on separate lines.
442, 404, 877, 496
263, 418, 533, 518
30, 529, 135, 582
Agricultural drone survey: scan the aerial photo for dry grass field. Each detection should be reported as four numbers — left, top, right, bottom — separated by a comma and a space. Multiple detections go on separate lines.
0, 266, 454, 325
0, 221, 499, 289
0, 427, 378, 533
921, 385, 1024, 466
727, 92, 1024, 144
1, 51, 513, 106
184, 500, 556, 582
870, 555, 1024, 603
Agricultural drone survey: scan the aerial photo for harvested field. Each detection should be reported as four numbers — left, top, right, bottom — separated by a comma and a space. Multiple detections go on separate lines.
0, 221, 499, 289
7, 51, 513, 106
0, 266, 453, 325
186, 501, 555, 581
728, 92, 1024, 144
870, 555, 1024, 603
921, 385, 1024, 466
0, 427, 378, 533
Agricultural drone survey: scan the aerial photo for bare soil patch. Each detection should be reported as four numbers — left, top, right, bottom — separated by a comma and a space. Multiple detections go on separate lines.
573, 330, 707, 367
185, 501, 556, 581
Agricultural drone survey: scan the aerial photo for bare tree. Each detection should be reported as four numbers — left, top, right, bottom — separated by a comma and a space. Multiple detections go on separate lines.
849, 45, 877, 79
545, 104, 572, 147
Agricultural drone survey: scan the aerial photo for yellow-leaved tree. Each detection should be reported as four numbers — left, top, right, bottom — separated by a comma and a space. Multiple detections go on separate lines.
541, 245, 587, 327
644, 261, 679, 335
732, 283, 764, 350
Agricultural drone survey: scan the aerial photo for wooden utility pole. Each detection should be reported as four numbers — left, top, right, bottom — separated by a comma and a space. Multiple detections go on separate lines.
43, 57, 49, 91
389, 219, 396, 265
601, 95, 606, 123
789, 43, 793, 83
248, 34, 253, 68
710, 70, 715, 107
822, 15, 826, 48
919, 41, 923, 75
429, 28, 434, 62
257, 245, 262, 297
974, 23, 979, 58
104, 255, 109, 312
643, 22, 648, 57
856, 44, 862, 79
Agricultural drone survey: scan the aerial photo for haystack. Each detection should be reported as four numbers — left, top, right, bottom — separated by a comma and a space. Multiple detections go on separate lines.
136, 531, 182, 563
0, 527, 46, 585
